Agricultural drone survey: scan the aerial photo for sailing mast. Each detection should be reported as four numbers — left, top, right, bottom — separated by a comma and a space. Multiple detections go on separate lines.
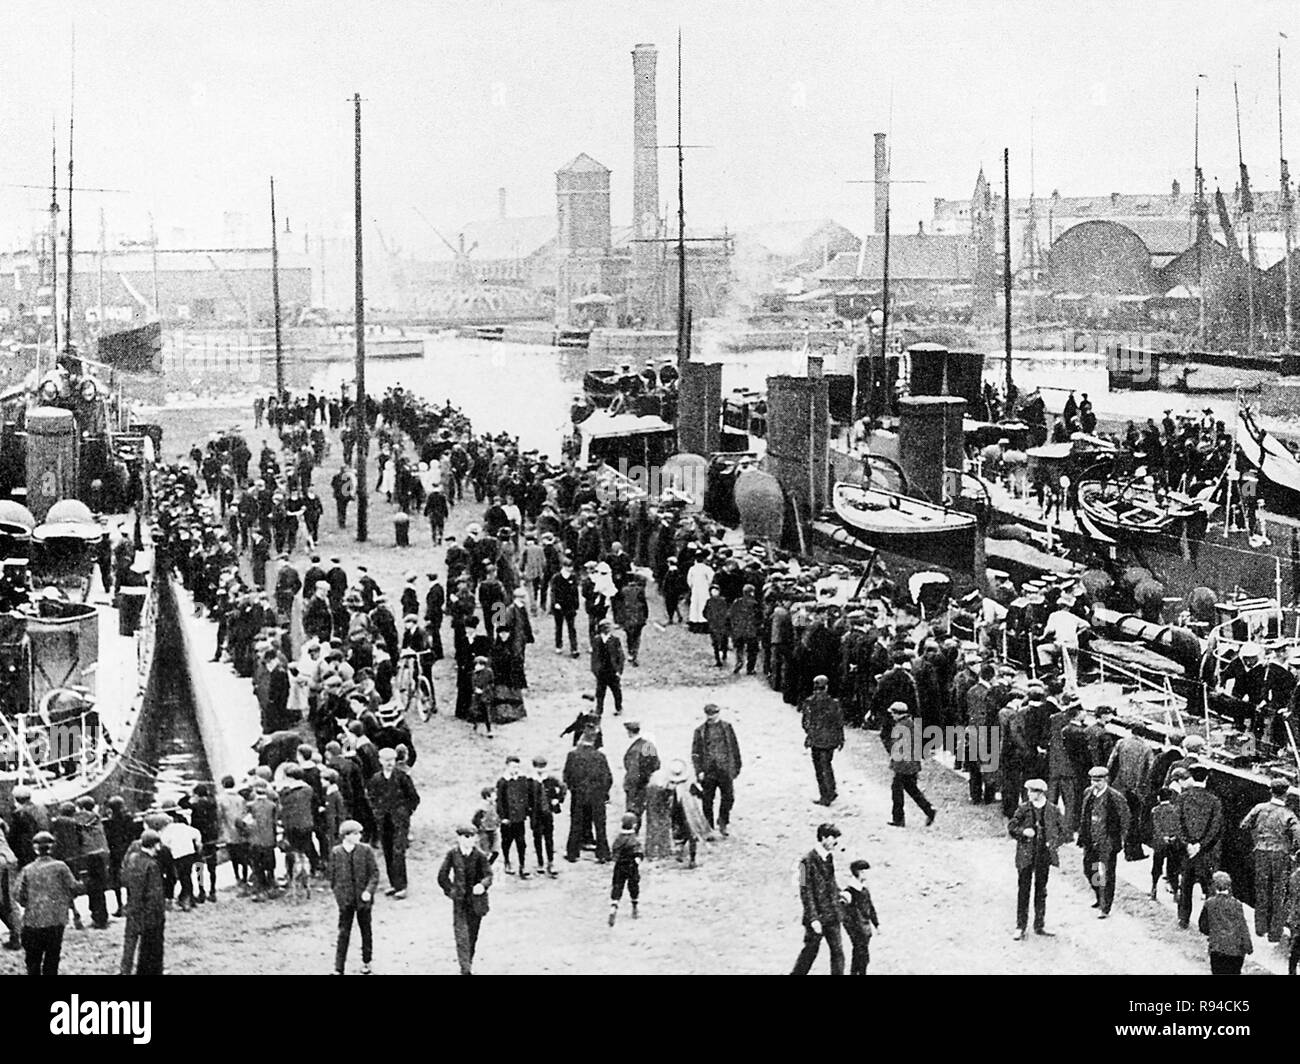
49, 123, 59, 361
1280, 38, 1295, 351
1234, 77, 1257, 357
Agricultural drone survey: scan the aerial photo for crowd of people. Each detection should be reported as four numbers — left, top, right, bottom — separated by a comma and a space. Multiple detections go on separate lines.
5, 370, 1299, 977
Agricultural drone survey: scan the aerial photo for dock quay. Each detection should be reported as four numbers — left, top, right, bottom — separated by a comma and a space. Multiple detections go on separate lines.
171, 581, 264, 787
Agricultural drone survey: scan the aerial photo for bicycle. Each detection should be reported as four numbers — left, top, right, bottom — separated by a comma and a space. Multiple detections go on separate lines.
397, 648, 435, 723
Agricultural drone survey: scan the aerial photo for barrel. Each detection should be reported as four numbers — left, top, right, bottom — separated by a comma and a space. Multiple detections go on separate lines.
25, 406, 78, 524
118, 586, 148, 636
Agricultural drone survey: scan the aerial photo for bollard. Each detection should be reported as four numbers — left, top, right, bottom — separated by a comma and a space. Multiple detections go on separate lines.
394, 511, 410, 547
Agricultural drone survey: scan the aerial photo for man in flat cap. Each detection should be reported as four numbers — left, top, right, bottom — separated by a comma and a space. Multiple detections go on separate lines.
1239, 778, 1300, 942
801, 675, 845, 806
328, 820, 379, 975
13, 831, 79, 976
437, 825, 493, 975
1079, 765, 1129, 918
1008, 779, 1064, 939
883, 702, 936, 829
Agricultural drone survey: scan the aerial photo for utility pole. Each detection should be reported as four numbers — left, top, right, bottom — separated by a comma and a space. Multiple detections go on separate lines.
148, 213, 160, 319
97, 206, 105, 338
353, 92, 368, 543
1004, 148, 1013, 402
1280, 39, 1295, 350
675, 30, 687, 367
64, 31, 75, 357
270, 176, 284, 398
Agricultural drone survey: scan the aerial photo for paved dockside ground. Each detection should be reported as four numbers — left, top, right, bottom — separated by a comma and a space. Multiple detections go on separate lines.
0, 399, 1284, 975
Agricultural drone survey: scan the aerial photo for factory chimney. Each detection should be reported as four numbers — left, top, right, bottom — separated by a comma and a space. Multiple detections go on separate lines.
631, 43, 660, 319
498, 187, 507, 219
874, 132, 888, 234
632, 44, 660, 239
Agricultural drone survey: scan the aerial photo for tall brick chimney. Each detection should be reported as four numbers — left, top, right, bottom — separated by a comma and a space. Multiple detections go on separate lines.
498, 187, 507, 219
632, 44, 659, 239
631, 43, 660, 317
874, 132, 888, 234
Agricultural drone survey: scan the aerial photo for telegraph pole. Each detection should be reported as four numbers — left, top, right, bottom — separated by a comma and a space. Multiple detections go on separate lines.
353, 92, 368, 543
1280, 39, 1295, 350
270, 176, 284, 398
1003, 147, 1013, 402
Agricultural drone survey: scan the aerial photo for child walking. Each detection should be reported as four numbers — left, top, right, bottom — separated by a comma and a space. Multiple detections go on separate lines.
840, 858, 880, 975
608, 813, 643, 926
472, 786, 501, 865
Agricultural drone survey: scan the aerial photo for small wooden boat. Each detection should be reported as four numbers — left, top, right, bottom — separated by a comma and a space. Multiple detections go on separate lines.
830, 481, 978, 571
583, 368, 622, 407
1075, 479, 1202, 539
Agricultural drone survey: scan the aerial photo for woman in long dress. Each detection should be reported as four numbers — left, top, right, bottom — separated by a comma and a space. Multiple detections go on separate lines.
686, 557, 715, 634
643, 767, 675, 859
489, 626, 526, 723
667, 760, 708, 867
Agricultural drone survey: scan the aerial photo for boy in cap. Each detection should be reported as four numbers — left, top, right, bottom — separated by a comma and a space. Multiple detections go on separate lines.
1008, 778, 1064, 939
840, 858, 879, 974
472, 787, 501, 866
327, 820, 379, 975
529, 756, 565, 877
1197, 871, 1253, 974
608, 813, 643, 926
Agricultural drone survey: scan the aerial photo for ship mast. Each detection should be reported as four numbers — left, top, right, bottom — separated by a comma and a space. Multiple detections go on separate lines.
1280, 39, 1295, 351
49, 123, 59, 363
1234, 77, 1257, 358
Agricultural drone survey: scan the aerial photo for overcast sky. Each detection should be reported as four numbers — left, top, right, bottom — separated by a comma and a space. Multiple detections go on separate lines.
2, 0, 1298, 256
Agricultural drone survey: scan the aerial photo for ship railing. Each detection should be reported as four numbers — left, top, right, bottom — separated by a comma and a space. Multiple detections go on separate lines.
0, 710, 107, 789
1075, 644, 1187, 732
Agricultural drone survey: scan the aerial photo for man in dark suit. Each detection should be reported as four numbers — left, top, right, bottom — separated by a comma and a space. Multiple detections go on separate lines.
801, 675, 845, 806
691, 703, 743, 836
366, 748, 420, 899
1176, 764, 1224, 929
1079, 765, 1130, 917
590, 619, 625, 716
1008, 779, 1065, 939
327, 820, 380, 975
791, 822, 844, 975
563, 734, 612, 862
120, 830, 167, 975
437, 825, 493, 975
621, 720, 659, 831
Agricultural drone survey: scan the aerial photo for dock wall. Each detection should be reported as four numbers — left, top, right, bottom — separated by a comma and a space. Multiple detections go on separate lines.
169, 580, 264, 785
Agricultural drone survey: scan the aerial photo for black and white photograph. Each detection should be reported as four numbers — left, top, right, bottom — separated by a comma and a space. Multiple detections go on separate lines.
0, 0, 1298, 1020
